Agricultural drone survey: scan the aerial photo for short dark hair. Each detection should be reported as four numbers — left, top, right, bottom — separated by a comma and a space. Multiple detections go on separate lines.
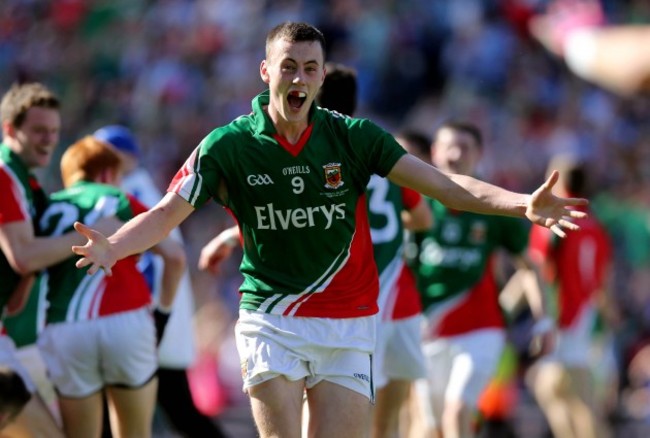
547, 154, 589, 196
0, 82, 60, 128
318, 62, 358, 116
0, 366, 31, 426
565, 165, 587, 196
434, 120, 483, 149
396, 129, 431, 158
266, 22, 326, 59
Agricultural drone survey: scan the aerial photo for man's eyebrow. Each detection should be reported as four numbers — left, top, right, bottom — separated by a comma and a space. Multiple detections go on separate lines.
284, 57, 321, 66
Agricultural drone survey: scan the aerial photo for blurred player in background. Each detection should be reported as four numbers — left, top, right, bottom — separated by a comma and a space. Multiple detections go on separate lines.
37, 136, 185, 438
93, 124, 228, 437
0, 366, 31, 429
527, 154, 615, 438
0, 81, 88, 438
408, 120, 552, 438
316, 63, 433, 438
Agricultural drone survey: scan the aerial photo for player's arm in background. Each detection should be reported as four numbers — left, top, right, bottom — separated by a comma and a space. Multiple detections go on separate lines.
511, 253, 554, 356
530, 0, 650, 95
400, 186, 432, 232
197, 225, 240, 275
126, 194, 187, 312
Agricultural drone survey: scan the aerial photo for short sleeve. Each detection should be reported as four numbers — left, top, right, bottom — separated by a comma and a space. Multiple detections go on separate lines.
347, 118, 407, 177
168, 132, 224, 209
0, 169, 29, 225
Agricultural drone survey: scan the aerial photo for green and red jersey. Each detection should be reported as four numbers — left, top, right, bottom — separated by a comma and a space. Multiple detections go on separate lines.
367, 175, 423, 320
412, 198, 529, 337
0, 144, 43, 313
0, 143, 50, 344
41, 181, 152, 324
169, 90, 406, 318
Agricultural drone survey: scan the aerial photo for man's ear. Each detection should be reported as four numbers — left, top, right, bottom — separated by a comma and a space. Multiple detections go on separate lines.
2, 120, 15, 139
260, 60, 270, 84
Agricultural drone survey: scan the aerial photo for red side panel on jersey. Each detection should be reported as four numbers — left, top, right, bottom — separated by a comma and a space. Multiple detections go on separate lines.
126, 194, 149, 216
98, 196, 151, 316
400, 187, 422, 210
429, 257, 505, 337
551, 215, 612, 328
98, 257, 152, 316
0, 168, 29, 224
392, 264, 423, 319
528, 224, 555, 281
290, 195, 379, 318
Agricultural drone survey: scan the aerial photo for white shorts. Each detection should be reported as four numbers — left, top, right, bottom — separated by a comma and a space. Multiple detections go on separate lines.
39, 307, 157, 398
374, 314, 426, 389
544, 306, 596, 367
0, 335, 36, 393
235, 310, 376, 401
416, 329, 505, 426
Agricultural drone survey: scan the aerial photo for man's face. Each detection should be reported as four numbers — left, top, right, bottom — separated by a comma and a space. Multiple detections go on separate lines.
260, 38, 325, 124
431, 127, 481, 176
9, 107, 61, 169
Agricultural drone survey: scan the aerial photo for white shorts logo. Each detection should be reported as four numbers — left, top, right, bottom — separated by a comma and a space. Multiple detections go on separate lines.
247, 174, 274, 186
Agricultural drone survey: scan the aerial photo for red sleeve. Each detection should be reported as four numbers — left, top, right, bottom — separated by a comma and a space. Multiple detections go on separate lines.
0, 169, 30, 225
126, 194, 149, 216
400, 187, 422, 210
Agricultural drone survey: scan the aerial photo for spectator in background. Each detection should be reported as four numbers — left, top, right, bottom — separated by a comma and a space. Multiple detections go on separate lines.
93, 124, 228, 437
527, 153, 615, 438
37, 136, 185, 438
71, 22, 587, 438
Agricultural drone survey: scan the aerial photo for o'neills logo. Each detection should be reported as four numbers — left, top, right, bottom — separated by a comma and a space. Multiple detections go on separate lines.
323, 163, 344, 189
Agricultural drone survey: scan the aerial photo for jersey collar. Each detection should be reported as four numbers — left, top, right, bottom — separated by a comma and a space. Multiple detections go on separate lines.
252, 90, 321, 136
0, 142, 31, 183
251, 90, 322, 157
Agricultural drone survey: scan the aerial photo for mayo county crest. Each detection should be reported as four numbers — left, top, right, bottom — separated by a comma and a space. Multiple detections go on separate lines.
323, 162, 344, 189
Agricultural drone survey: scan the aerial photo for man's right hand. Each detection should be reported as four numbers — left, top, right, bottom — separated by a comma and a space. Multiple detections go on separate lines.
72, 222, 116, 276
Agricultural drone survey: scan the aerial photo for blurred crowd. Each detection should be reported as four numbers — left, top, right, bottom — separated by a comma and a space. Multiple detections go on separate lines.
3, 0, 650, 435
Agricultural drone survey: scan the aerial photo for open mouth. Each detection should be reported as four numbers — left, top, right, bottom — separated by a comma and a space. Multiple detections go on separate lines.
287, 91, 307, 109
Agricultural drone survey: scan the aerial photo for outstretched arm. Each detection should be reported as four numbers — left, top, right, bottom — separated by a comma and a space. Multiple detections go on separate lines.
387, 154, 588, 237
72, 193, 194, 276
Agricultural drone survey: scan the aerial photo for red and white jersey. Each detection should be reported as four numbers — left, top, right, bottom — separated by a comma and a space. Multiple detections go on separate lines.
529, 207, 612, 329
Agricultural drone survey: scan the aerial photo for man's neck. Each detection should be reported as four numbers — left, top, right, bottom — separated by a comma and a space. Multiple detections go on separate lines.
265, 107, 308, 145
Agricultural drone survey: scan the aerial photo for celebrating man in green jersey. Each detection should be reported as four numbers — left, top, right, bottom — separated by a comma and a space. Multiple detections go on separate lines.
72, 22, 587, 438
